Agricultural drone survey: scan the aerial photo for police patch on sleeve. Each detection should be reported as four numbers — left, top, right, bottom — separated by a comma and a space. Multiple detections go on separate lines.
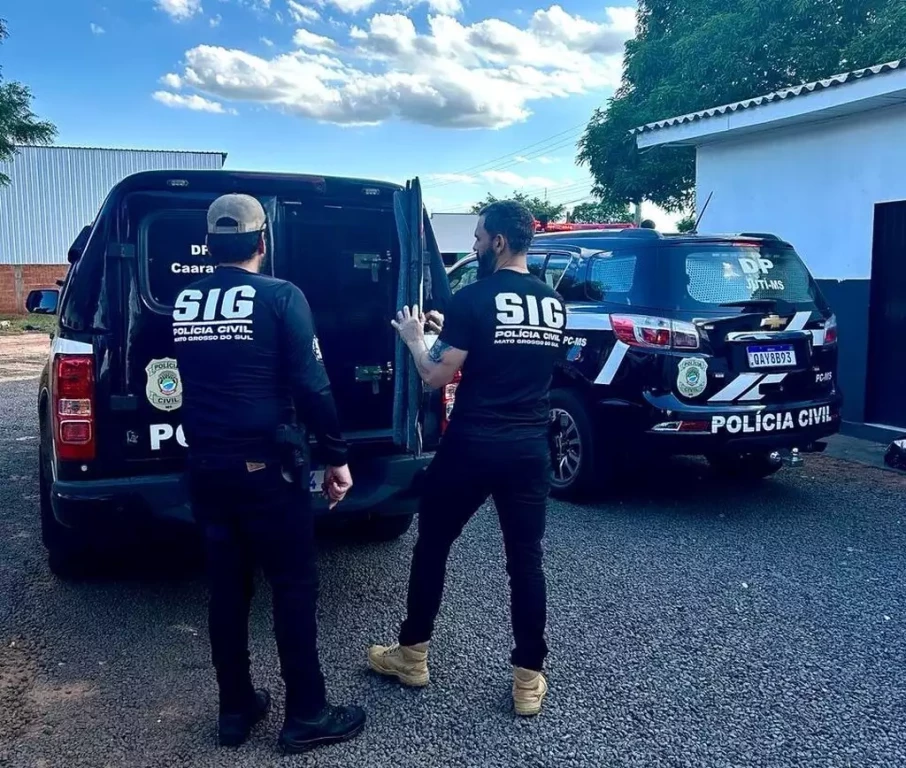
677, 357, 708, 398
145, 358, 183, 412
312, 336, 323, 363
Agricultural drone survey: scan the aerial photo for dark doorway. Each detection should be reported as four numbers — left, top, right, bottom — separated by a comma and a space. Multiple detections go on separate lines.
866, 200, 906, 428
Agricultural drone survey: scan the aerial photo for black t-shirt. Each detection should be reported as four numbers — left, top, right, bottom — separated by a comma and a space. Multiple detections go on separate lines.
438, 268, 566, 441
172, 266, 347, 468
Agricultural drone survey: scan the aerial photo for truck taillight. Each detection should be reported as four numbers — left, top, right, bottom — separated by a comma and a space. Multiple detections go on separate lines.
52, 354, 96, 462
823, 314, 838, 345
441, 371, 462, 434
611, 314, 700, 350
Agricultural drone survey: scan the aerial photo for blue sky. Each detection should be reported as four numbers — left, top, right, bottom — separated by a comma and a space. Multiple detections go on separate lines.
3, 0, 676, 225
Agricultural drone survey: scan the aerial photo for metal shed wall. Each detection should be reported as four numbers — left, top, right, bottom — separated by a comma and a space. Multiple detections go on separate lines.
0, 146, 225, 265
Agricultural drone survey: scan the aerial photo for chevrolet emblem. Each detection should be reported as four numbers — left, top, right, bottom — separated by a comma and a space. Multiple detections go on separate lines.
760, 314, 787, 330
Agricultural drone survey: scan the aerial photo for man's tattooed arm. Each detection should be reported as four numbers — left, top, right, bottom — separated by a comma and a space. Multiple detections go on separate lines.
408, 338, 466, 389
427, 339, 451, 364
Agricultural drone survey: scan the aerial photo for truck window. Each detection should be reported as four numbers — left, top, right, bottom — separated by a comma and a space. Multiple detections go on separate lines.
140, 208, 216, 309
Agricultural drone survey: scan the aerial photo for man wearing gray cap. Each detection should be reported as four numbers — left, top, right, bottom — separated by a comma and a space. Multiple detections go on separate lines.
172, 193, 365, 753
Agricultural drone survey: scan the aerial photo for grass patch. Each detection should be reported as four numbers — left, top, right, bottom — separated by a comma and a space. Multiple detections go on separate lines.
0, 314, 57, 336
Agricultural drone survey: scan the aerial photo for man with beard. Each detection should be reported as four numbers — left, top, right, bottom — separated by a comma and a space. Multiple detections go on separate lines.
173, 194, 365, 752
367, 200, 565, 716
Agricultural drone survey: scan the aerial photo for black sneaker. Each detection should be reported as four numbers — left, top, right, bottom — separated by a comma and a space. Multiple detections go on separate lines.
279, 704, 367, 754
218, 689, 271, 747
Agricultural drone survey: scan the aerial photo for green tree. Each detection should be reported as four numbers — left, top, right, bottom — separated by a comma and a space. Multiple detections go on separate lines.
0, 19, 57, 186
844, 0, 906, 66
676, 215, 696, 233
568, 199, 634, 224
578, 0, 904, 213
470, 191, 566, 223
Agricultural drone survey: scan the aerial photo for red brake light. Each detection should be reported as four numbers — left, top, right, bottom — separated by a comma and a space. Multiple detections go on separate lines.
611, 314, 700, 350
823, 314, 838, 345
53, 354, 96, 461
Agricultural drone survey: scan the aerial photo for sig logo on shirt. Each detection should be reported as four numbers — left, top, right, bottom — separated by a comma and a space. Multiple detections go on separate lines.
172, 285, 257, 344
494, 292, 565, 348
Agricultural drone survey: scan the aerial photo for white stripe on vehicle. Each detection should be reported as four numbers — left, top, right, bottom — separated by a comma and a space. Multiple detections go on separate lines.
708, 373, 763, 403
787, 311, 812, 331
566, 313, 613, 331
51, 337, 92, 357
810, 328, 826, 346
594, 341, 629, 385
737, 373, 787, 401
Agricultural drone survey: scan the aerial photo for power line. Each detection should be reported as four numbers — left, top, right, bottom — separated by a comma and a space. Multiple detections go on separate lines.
423, 120, 589, 190
426, 135, 586, 191
425, 120, 587, 180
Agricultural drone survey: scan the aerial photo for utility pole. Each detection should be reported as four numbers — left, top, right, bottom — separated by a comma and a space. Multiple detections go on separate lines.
634, 201, 643, 226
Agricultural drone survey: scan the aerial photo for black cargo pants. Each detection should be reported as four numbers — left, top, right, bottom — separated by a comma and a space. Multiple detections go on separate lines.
399, 431, 551, 671
188, 459, 326, 717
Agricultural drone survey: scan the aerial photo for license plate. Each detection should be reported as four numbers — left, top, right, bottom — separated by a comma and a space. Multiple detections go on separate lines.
309, 469, 325, 493
747, 344, 796, 368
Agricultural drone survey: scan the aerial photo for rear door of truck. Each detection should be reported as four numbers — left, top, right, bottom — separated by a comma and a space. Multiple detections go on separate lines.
107, 185, 277, 472
393, 177, 449, 455
107, 175, 445, 469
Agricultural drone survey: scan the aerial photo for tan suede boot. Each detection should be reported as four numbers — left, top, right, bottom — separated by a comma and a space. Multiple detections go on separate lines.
367, 643, 430, 687
513, 667, 548, 716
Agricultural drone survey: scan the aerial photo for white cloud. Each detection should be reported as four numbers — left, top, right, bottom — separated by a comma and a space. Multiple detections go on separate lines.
515, 154, 558, 164
156, 0, 203, 21
161, 73, 184, 89
293, 28, 338, 50
322, 0, 378, 13
429, 173, 478, 184
261, 36, 275, 46
480, 170, 559, 188
210, 13, 222, 26
429, 170, 563, 189
287, 0, 321, 22
153, 90, 234, 114
415, 0, 463, 14
90, 23, 105, 35
158, 4, 634, 128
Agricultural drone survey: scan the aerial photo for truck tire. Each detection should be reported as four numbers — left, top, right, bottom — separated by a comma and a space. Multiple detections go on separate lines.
548, 388, 598, 500
708, 451, 783, 482
39, 448, 87, 580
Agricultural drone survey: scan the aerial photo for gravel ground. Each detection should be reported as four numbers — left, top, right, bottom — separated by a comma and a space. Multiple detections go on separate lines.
1, 376, 905, 767
0, 335, 51, 383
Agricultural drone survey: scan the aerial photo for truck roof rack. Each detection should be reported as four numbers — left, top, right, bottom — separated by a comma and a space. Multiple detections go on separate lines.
736, 232, 781, 240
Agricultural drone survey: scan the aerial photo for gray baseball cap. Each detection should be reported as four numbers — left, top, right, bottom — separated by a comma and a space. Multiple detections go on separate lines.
206, 194, 267, 234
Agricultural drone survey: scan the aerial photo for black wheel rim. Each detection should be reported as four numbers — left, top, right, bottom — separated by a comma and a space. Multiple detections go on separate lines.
550, 408, 582, 488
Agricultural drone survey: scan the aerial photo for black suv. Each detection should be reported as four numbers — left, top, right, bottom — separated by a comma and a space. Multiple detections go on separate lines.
27, 170, 451, 577
446, 229, 842, 497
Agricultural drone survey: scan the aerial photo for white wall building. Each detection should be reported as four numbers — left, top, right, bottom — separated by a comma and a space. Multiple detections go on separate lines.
634, 59, 906, 434
429, 212, 478, 264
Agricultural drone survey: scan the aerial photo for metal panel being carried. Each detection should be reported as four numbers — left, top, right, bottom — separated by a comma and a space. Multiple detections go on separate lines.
0, 145, 226, 265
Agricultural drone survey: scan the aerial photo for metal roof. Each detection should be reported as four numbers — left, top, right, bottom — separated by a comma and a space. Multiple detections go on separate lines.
0, 145, 226, 265
14, 144, 228, 160
633, 58, 906, 136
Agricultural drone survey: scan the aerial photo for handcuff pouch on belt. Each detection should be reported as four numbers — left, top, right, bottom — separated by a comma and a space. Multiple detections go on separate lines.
275, 423, 311, 483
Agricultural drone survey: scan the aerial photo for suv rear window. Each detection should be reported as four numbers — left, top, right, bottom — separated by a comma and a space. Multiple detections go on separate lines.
586, 251, 637, 303
672, 243, 823, 311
